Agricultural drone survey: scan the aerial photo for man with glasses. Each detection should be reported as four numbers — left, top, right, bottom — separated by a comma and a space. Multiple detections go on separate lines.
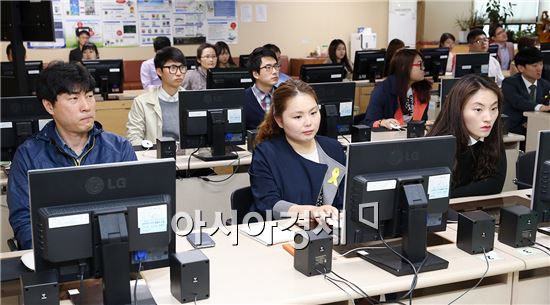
489, 24, 514, 70
467, 29, 504, 86
127, 47, 187, 145
244, 47, 280, 130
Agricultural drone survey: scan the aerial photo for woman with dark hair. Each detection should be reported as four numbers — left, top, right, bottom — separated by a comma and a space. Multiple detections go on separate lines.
182, 43, 217, 90
250, 79, 346, 220
326, 39, 353, 79
427, 74, 505, 198
363, 49, 432, 129
81, 42, 99, 60
383, 38, 405, 77
439, 33, 455, 72
214, 41, 236, 68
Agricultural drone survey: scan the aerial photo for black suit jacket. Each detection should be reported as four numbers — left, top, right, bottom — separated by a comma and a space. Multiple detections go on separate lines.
502, 73, 550, 135
69, 47, 82, 62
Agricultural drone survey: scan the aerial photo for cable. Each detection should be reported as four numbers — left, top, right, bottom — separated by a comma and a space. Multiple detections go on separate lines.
199, 144, 241, 183
329, 269, 379, 304
340, 135, 351, 144
315, 268, 355, 301
530, 245, 550, 256
535, 241, 550, 251
447, 248, 490, 305
187, 145, 203, 178
78, 263, 86, 305
133, 261, 142, 305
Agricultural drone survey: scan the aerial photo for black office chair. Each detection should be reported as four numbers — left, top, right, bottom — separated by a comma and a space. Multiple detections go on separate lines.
514, 150, 536, 189
226, 186, 254, 225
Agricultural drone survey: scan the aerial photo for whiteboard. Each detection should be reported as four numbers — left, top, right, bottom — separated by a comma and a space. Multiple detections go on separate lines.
387, 0, 417, 48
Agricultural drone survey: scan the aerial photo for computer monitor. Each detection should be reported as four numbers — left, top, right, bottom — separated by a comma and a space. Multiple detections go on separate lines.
206, 68, 253, 89
531, 130, 550, 224
1, 61, 43, 97
542, 50, 550, 83
352, 50, 386, 82
343, 135, 455, 275
488, 45, 498, 58
238, 55, 250, 68
82, 59, 124, 101
1, 96, 51, 161
1, 1, 54, 42
540, 42, 550, 51
454, 53, 490, 78
186, 56, 198, 70
439, 78, 460, 108
420, 47, 449, 82
300, 63, 345, 83
309, 82, 356, 138
179, 88, 246, 161
30, 159, 176, 305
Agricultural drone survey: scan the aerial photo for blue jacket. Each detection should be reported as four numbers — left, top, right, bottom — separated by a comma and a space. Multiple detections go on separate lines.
362, 75, 429, 127
249, 135, 346, 217
7, 121, 137, 249
244, 87, 266, 130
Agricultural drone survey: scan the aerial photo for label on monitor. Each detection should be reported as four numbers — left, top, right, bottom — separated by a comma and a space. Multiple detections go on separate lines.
366, 179, 396, 192
0, 122, 13, 129
462, 65, 472, 69
39, 119, 52, 130
49, 213, 90, 229
109, 68, 120, 72
376, 58, 384, 62
189, 111, 207, 117
339, 102, 353, 117
240, 78, 253, 83
427, 174, 450, 199
138, 204, 167, 234
481, 64, 489, 74
227, 108, 242, 123
27, 69, 40, 75
440, 55, 448, 59
331, 74, 343, 79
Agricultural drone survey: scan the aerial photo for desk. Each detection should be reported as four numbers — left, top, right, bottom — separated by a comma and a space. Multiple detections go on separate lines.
95, 89, 144, 137
524, 111, 550, 152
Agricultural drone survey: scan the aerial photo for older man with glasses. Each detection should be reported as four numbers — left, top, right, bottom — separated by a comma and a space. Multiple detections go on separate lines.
127, 47, 187, 145
467, 29, 504, 86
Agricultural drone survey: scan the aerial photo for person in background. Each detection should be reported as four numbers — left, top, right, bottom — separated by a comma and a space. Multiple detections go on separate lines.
326, 39, 353, 79
182, 43, 217, 90
489, 24, 514, 70
215, 41, 237, 68
363, 49, 432, 128
509, 36, 540, 76
427, 74, 505, 198
249, 79, 345, 221
69, 29, 91, 63
6, 43, 26, 62
140, 36, 171, 91
81, 42, 99, 60
263, 43, 290, 86
383, 38, 405, 77
244, 47, 280, 130
502, 47, 550, 137
127, 47, 187, 145
7, 62, 137, 249
467, 29, 504, 86
439, 33, 456, 73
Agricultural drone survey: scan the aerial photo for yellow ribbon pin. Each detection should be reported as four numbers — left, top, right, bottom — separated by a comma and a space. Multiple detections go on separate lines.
327, 168, 340, 187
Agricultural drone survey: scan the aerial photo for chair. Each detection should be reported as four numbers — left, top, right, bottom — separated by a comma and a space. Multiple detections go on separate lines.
226, 186, 253, 225
514, 150, 536, 189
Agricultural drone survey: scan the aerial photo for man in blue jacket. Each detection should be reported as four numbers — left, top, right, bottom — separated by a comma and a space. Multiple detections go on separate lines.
7, 62, 137, 249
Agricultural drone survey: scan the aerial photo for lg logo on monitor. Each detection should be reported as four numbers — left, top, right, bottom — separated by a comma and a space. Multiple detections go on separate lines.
85, 176, 127, 194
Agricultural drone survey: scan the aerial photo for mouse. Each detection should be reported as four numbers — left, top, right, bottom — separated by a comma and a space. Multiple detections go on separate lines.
389, 123, 401, 130
141, 139, 153, 149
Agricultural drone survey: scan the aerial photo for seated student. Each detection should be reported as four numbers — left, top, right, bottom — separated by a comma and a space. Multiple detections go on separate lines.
427, 74, 505, 198
383, 38, 405, 77
182, 43, 217, 90
467, 29, 504, 86
141, 36, 171, 91
214, 41, 237, 68
7, 62, 137, 249
502, 47, 550, 136
363, 49, 432, 128
439, 33, 456, 73
509, 36, 540, 76
81, 42, 99, 60
263, 43, 290, 85
69, 29, 90, 63
249, 79, 345, 220
325, 39, 353, 79
489, 24, 514, 70
244, 47, 280, 130
127, 47, 186, 145
6, 43, 26, 62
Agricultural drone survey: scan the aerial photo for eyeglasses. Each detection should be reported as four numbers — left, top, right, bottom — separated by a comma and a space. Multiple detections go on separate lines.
259, 64, 281, 73
474, 38, 489, 45
411, 61, 425, 70
201, 55, 217, 60
162, 65, 187, 74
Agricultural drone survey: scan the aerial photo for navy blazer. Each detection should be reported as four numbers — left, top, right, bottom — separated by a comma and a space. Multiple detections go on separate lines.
244, 87, 266, 130
362, 75, 428, 127
502, 73, 550, 135
249, 135, 346, 214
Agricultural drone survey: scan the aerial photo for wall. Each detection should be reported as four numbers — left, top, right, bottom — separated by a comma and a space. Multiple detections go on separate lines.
419, 0, 473, 42
0, 0, 389, 62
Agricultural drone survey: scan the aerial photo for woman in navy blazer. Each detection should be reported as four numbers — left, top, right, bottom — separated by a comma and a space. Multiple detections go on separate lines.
249, 79, 346, 220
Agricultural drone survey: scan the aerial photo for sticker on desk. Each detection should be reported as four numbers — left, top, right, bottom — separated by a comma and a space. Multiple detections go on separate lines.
138, 204, 167, 234
339, 102, 353, 117
189, 111, 207, 118
366, 180, 396, 192
49, 213, 90, 229
515, 247, 540, 256
227, 109, 242, 124
480, 250, 502, 261
427, 174, 450, 199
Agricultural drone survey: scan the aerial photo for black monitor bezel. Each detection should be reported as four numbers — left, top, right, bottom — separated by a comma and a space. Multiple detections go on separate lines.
300, 63, 345, 83
82, 59, 125, 95
206, 67, 253, 89
352, 49, 386, 81
454, 53, 490, 78
309, 81, 356, 135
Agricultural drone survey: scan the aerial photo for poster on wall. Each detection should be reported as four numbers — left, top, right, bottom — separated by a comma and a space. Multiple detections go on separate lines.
172, 0, 208, 45
63, 18, 103, 48
137, 0, 172, 46
103, 21, 139, 47
207, 0, 237, 44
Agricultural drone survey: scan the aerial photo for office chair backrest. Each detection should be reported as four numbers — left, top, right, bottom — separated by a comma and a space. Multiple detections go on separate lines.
230, 186, 254, 225
515, 151, 536, 190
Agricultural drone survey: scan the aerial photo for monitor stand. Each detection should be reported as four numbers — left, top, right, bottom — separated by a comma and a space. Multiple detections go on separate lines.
100, 76, 120, 101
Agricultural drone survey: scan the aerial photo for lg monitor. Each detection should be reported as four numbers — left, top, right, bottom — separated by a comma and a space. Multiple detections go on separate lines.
439, 78, 460, 107
310, 82, 356, 138
300, 64, 345, 83
352, 50, 386, 82
1, 61, 43, 97
179, 88, 246, 161
1, 96, 51, 161
531, 130, 550, 224
186, 56, 198, 70
542, 50, 550, 83
420, 47, 449, 82
238, 55, 250, 68
1, 1, 55, 42
82, 59, 124, 101
454, 53, 490, 78
30, 159, 176, 305
343, 135, 455, 275
206, 68, 253, 89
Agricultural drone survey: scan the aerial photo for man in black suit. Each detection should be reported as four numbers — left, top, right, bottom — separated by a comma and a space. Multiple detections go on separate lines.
69, 29, 90, 63
502, 47, 550, 136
